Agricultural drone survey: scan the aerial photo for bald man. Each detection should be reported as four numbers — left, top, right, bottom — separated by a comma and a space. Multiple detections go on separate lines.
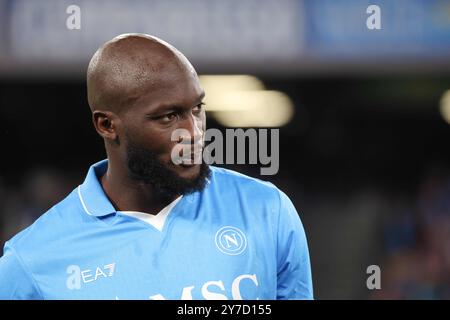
0, 34, 313, 300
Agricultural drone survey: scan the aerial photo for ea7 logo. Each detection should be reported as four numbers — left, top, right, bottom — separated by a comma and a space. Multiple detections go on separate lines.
66, 263, 116, 290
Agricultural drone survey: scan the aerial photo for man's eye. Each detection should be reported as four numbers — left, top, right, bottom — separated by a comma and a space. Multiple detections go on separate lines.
193, 103, 205, 113
161, 113, 178, 122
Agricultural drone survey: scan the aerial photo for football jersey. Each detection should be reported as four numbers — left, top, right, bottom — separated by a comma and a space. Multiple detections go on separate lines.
0, 160, 313, 300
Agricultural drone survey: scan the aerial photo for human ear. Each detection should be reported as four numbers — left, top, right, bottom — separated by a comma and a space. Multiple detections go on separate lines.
92, 110, 118, 141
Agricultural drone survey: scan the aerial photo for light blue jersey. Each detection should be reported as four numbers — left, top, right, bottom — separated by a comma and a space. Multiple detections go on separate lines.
0, 160, 313, 300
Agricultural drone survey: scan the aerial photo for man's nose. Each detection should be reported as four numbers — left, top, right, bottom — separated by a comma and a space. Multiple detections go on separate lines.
181, 114, 203, 144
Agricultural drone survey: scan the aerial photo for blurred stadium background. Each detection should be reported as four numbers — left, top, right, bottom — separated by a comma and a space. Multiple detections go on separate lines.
1, 0, 450, 299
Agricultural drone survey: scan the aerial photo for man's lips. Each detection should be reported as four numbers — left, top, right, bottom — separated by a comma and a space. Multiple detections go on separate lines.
179, 162, 198, 168
178, 145, 203, 166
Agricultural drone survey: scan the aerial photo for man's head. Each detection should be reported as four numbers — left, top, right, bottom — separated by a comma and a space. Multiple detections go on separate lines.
87, 33, 210, 200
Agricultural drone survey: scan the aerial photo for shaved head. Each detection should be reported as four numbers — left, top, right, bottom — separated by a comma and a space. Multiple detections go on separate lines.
87, 33, 197, 113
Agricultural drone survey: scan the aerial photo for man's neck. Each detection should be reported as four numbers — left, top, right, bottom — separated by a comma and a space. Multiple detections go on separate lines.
100, 160, 178, 216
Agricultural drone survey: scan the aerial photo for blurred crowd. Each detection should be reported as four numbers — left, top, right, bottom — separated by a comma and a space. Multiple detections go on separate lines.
0, 167, 77, 246
372, 168, 450, 299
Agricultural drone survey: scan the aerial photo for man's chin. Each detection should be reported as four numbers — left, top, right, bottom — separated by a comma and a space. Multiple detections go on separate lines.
174, 162, 202, 180
164, 162, 211, 197
126, 142, 210, 197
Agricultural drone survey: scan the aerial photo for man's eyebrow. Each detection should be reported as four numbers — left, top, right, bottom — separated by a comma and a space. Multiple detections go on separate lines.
147, 105, 182, 116
196, 91, 205, 104
146, 91, 206, 115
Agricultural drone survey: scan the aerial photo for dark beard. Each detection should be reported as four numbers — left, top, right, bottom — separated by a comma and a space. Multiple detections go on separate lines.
126, 141, 211, 203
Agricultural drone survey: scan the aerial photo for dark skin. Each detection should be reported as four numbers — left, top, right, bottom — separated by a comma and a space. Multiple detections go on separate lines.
87, 34, 206, 215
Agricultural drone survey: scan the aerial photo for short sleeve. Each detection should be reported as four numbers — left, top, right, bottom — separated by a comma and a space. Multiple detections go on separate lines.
276, 191, 313, 300
0, 243, 42, 299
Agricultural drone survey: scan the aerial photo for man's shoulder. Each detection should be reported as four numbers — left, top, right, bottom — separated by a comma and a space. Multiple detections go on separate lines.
210, 166, 276, 186
5, 188, 84, 253
208, 166, 283, 200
